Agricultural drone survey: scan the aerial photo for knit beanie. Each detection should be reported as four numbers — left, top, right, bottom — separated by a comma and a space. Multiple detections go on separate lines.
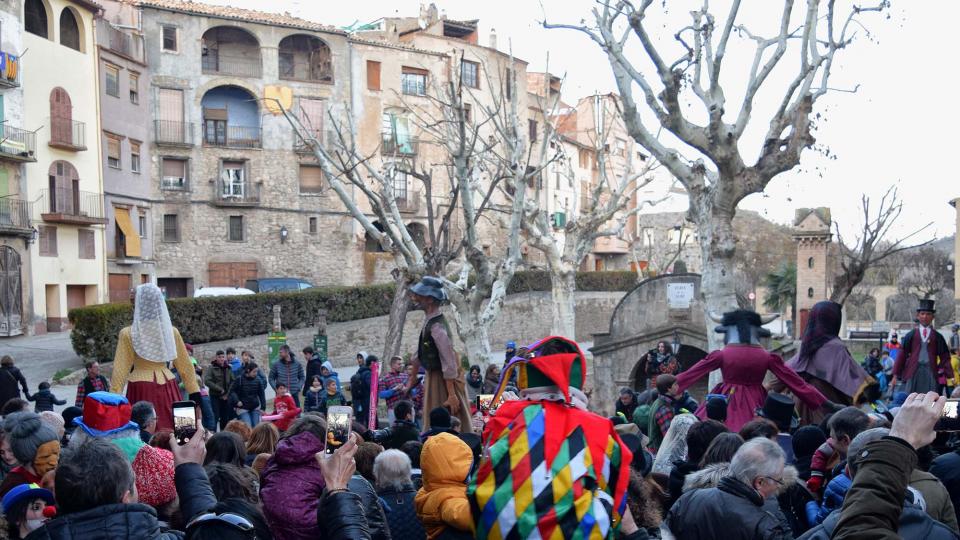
791, 425, 827, 460
4, 412, 58, 464
131, 445, 176, 507
705, 397, 728, 423
61, 406, 83, 429
429, 407, 451, 429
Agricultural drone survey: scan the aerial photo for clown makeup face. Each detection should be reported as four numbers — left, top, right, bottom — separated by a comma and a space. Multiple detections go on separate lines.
32, 440, 60, 477
21, 498, 48, 535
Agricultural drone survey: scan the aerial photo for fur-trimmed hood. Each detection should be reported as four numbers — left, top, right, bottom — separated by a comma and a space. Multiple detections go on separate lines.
682, 463, 799, 495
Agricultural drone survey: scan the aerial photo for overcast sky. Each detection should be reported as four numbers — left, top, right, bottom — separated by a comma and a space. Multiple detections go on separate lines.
209, 0, 956, 243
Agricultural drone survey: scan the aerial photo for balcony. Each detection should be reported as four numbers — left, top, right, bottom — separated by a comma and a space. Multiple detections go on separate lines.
0, 198, 33, 237
160, 176, 189, 192
48, 117, 87, 151
0, 125, 36, 162
99, 24, 145, 64
0, 52, 21, 89
203, 124, 261, 149
592, 236, 629, 255
154, 120, 195, 146
202, 52, 261, 78
213, 178, 260, 206
381, 135, 418, 157
397, 190, 421, 214
38, 188, 107, 225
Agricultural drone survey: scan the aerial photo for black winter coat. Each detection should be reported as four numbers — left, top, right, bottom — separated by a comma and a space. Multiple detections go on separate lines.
229, 375, 267, 412
29, 389, 65, 412
931, 450, 960, 527
0, 365, 29, 405
304, 355, 324, 395
368, 420, 420, 450
348, 475, 391, 540
378, 485, 426, 540
668, 460, 699, 508
24, 504, 184, 540
667, 476, 792, 540
320, 490, 371, 540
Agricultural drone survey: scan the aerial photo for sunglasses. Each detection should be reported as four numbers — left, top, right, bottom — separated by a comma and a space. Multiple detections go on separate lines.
187, 512, 256, 538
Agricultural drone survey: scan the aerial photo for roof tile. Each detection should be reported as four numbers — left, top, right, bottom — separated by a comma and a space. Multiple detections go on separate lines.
136, 0, 345, 34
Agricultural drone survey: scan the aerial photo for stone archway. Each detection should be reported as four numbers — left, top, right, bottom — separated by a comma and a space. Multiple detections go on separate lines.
591, 273, 708, 415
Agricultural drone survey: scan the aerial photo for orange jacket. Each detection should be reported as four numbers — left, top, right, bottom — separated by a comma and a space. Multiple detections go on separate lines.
414, 432, 474, 539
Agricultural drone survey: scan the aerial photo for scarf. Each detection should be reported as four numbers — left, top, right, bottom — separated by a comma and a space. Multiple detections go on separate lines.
798, 301, 842, 363
131, 284, 176, 363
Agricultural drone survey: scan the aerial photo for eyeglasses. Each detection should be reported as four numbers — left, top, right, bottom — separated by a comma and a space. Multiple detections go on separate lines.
187, 512, 256, 537
762, 476, 785, 486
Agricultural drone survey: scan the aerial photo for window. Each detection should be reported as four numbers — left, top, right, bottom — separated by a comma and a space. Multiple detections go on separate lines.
297, 98, 324, 147
308, 217, 317, 234
106, 134, 121, 169
807, 256, 814, 269
614, 138, 626, 157
162, 214, 179, 242
161, 157, 187, 190
366, 60, 381, 91
138, 211, 147, 237
59, 9, 81, 51
161, 25, 177, 52
461, 60, 479, 88
78, 229, 95, 259
105, 64, 120, 97
505, 68, 514, 101
807, 287, 814, 298
381, 111, 414, 154
39, 226, 57, 256
299, 165, 323, 194
401, 67, 427, 96
528, 119, 538, 143
228, 215, 244, 242
220, 161, 245, 197
130, 141, 140, 173
578, 148, 590, 169
463, 103, 472, 123
129, 73, 139, 103
25, 0, 48, 38
391, 169, 408, 200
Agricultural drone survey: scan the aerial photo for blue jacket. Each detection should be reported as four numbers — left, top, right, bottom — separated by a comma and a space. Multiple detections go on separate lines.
806, 471, 851, 525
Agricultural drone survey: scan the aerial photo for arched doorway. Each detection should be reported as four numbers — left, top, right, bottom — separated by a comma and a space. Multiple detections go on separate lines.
278, 34, 333, 82
630, 343, 709, 396
0, 246, 23, 336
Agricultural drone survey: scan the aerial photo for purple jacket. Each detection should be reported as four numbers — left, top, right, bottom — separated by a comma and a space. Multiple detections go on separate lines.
261, 431, 326, 540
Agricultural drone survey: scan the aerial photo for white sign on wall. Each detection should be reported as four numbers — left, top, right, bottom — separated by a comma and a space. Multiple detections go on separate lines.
667, 283, 695, 309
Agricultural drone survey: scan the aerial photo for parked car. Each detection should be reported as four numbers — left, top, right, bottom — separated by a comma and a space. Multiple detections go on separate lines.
244, 278, 315, 293
193, 286, 256, 298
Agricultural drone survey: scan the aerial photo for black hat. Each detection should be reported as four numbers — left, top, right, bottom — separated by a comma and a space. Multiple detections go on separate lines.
410, 276, 447, 303
618, 433, 654, 477
706, 396, 728, 423
917, 299, 936, 313
428, 406, 452, 429
756, 392, 798, 432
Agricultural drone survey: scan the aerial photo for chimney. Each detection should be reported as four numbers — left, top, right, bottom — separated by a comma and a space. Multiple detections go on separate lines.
489, 28, 497, 50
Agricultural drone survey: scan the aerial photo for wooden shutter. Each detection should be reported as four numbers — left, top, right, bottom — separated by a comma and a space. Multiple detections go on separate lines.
299, 165, 323, 193
106, 134, 121, 163
366, 60, 381, 90
298, 98, 324, 140
39, 226, 57, 256
158, 88, 183, 122
78, 229, 95, 259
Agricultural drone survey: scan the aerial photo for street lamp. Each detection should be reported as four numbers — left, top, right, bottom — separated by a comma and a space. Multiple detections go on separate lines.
279, 225, 288, 244
671, 329, 681, 356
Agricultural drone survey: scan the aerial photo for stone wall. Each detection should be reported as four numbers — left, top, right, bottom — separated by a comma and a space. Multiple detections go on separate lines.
189, 290, 625, 370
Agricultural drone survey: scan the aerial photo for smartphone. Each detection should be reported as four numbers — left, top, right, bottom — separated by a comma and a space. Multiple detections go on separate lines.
476, 394, 501, 412
173, 401, 198, 445
325, 405, 352, 455
936, 398, 960, 432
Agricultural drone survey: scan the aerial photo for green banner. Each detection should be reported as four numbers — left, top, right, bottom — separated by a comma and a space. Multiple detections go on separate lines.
314, 334, 328, 362
268, 332, 287, 367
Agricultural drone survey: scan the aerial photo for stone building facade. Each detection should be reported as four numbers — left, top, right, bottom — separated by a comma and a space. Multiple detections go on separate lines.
793, 207, 832, 334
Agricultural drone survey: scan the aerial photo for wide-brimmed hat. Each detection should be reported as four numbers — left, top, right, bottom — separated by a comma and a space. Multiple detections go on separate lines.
756, 392, 798, 432
917, 299, 936, 313
409, 276, 447, 303
74, 392, 139, 437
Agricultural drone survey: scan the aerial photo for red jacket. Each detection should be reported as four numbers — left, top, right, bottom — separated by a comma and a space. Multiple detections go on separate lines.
892, 327, 952, 382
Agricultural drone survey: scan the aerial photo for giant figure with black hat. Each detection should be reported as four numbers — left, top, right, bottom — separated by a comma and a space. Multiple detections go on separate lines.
674, 309, 830, 431
407, 276, 473, 434
891, 298, 953, 395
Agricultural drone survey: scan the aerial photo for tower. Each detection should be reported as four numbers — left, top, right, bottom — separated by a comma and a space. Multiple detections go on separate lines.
793, 208, 832, 336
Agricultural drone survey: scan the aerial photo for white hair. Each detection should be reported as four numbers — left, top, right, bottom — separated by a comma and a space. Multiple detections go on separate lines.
373, 449, 412, 491
729, 437, 785, 486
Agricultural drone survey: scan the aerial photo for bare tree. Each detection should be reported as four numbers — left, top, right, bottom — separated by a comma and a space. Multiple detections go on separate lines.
546, 0, 888, 350
830, 187, 933, 305
898, 246, 953, 300
275, 57, 528, 363
629, 223, 692, 279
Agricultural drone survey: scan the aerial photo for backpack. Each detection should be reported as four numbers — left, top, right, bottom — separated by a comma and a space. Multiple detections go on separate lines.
350, 369, 370, 402
468, 336, 631, 540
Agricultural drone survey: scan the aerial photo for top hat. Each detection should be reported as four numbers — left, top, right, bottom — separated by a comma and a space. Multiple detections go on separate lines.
917, 299, 936, 313
756, 392, 798, 432
409, 276, 447, 303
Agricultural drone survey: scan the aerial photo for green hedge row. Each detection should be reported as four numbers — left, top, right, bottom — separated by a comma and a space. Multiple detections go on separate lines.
69, 271, 640, 360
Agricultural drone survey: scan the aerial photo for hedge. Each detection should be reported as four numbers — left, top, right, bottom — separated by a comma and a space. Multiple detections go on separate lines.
69, 271, 641, 361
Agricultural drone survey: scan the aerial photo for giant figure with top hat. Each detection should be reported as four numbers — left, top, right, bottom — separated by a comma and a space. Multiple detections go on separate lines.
892, 299, 954, 395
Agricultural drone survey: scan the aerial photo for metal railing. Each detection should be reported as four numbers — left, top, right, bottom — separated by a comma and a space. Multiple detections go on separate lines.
49, 117, 86, 150
0, 51, 20, 88
0, 198, 31, 230
38, 188, 105, 219
381, 135, 418, 156
201, 51, 262, 78
214, 178, 260, 205
154, 120, 194, 146
204, 124, 261, 149
0, 125, 36, 161
160, 176, 189, 191
100, 24, 145, 63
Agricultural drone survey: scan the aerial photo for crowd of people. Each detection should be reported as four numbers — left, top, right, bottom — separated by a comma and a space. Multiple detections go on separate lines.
0, 282, 958, 539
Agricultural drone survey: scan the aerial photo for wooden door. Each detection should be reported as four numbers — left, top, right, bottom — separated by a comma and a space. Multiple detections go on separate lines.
208, 262, 257, 287
0, 246, 23, 336
66, 285, 86, 311
50, 87, 72, 145
108, 273, 132, 303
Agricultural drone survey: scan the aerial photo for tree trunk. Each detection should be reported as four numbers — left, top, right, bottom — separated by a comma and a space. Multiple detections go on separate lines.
455, 307, 492, 368
698, 208, 739, 388
551, 267, 577, 338
383, 274, 411, 360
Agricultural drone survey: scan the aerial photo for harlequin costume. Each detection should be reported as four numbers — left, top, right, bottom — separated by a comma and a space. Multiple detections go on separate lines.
468, 336, 632, 539
676, 310, 828, 432
111, 284, 199, 431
